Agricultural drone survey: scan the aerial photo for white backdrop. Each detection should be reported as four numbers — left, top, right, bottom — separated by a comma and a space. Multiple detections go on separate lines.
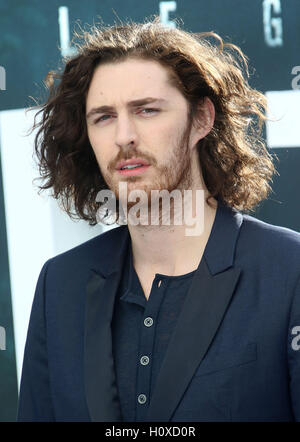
0, 108, 116, 388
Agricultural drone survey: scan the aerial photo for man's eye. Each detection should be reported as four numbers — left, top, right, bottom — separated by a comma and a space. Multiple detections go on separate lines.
140, 108, 159, 114
94, 115, 111, 123
94, 108, 159, 124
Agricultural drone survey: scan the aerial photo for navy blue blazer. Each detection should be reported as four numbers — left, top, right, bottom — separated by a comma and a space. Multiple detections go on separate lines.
17, 201, 300, 421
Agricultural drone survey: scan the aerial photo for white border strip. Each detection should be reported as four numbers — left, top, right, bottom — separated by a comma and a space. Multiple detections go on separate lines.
265, 90, 300, 148
0, 108, 108, 387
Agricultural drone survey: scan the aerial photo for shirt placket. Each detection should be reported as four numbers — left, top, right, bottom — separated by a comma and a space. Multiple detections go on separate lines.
135, 275, 167, 421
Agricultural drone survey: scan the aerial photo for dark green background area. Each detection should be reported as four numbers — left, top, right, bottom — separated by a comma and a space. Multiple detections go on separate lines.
1, 0, 300, 109
0, 0, 299, 421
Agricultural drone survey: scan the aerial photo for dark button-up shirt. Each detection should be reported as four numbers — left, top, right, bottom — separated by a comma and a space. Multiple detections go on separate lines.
111, 239, 197, 421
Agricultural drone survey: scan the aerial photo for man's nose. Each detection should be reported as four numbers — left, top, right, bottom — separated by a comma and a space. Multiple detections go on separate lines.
114, 114, 138, 149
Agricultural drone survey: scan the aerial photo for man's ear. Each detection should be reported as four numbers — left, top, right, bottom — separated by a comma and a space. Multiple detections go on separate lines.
191, 97, 215, 146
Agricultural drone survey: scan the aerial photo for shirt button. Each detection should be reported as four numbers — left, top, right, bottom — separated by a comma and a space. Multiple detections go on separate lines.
144, 317, 154, 327
138, 394, 147, 404
140, 355, 150, 365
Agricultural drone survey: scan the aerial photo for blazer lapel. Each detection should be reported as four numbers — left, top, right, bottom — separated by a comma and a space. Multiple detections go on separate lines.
145, 200, 244, 421
84, 225, 130, 422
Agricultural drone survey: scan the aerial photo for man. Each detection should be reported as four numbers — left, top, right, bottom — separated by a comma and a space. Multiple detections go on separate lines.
17, 17, 300, 421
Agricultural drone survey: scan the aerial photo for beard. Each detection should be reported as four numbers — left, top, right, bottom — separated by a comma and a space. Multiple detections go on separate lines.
100, 119, 195, 225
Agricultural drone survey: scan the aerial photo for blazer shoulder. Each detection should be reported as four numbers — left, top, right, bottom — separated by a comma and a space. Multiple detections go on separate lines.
241, 212, 300, 240
240, 212, 300, 260
45, 225, 127, 271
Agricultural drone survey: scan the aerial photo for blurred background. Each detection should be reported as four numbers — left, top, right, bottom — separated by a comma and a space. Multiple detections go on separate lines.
0, 0, 299, 421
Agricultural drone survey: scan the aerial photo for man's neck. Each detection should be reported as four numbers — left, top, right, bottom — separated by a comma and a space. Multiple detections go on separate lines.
127, 196, 218, 277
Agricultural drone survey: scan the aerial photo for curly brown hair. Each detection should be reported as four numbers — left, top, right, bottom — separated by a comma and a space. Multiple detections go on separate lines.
29, 15, 278, 226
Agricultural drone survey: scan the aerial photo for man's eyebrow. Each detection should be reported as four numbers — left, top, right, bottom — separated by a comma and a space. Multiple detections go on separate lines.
86, 97, 168, 120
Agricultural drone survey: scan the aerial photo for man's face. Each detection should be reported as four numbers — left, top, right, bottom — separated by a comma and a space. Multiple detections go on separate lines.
86, 58, 202, 208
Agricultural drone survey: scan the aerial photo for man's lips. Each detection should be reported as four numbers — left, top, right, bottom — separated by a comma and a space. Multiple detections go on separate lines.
116, 158, 150, 170
117, 165, 150, 176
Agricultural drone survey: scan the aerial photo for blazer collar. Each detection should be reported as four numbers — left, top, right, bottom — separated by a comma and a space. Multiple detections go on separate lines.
84, 199, 244, 421
204, 199, 243, 275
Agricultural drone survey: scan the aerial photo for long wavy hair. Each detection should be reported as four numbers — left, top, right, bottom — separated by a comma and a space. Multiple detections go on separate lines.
29, 15, 278, 226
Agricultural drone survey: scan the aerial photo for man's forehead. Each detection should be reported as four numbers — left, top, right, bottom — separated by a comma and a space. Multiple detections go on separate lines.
88, 58, 174, 93
94, 56, 168, 73
86, 59, 184, 115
